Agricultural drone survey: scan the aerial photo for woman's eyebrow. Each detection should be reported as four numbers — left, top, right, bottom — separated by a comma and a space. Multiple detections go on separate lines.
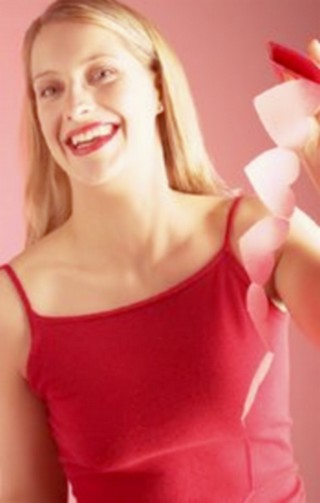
32, 52, 117, 82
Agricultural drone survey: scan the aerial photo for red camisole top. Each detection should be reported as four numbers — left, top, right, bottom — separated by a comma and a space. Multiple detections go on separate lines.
0, 195, 307, 502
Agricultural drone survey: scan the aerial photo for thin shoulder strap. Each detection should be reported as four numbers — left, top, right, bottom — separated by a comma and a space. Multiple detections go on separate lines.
0, 264, 34, 318
222, 194, 244, 251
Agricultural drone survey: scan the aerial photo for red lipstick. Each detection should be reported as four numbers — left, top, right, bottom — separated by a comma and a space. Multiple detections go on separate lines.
65, 121, 117, 144
67, 124, 119, 157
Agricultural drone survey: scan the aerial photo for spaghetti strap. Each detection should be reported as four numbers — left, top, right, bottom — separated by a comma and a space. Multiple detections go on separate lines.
0, 263, 34, 318
222, 194, 244, 251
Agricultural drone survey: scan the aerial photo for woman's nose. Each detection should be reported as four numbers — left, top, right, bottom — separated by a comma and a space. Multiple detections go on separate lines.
65, 87, 95, 121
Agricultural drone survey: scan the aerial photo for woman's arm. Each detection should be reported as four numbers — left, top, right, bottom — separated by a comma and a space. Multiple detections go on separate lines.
258, 38, 320, 346
273, 206, 320, 346
0, 271, 69, 503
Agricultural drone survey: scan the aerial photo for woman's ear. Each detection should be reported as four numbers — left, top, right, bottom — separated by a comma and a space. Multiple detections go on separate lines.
157, 101, 164, 114
151, 61, 163, 102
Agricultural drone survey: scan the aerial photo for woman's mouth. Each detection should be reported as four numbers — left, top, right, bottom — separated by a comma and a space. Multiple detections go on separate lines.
66, 124, 120, 157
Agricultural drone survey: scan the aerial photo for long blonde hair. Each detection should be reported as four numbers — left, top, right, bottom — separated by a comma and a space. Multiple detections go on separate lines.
21, 0, 236, 248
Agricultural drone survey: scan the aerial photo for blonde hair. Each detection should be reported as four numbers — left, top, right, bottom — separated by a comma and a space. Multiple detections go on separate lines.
21, 0, 236, 248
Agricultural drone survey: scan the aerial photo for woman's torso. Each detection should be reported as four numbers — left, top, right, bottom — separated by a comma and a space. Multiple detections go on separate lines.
0, 192, 306, 502
4, 193, 270, 379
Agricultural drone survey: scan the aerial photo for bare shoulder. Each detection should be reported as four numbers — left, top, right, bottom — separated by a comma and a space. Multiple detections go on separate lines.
228, 192, 320, 252
9, 224, 67, 273
228, 192, 293, 306
175, 191, 271, 266
4, 224, 70, 307
203, 192, 271, 259
202, 192, 287, 303
0, 267, 28, 357
231, 192, 270, 232
0, 236, 55, 346
177, 189, 267, 236
0, 227, 67, 364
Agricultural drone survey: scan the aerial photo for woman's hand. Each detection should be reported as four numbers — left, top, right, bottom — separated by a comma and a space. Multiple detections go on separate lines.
307, 38, 320, 67
260, 39, 320, 194
300, 39, 320, 194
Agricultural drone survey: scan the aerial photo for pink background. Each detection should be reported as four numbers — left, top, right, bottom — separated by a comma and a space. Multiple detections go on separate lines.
1, 1, 319, 501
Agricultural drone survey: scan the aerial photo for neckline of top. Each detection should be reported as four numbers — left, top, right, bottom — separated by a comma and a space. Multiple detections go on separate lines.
1, 195, 246, 323
3, 247, 248, 324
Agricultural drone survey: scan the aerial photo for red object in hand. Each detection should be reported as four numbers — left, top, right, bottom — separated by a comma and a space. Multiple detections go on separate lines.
268, 41, 320, 84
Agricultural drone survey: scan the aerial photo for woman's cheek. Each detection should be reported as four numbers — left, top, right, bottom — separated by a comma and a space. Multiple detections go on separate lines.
38, 108, 59, 151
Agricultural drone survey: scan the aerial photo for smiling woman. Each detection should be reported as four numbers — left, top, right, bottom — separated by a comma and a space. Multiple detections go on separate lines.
0, 1, 320, 503
34, 23, 172, 194
22, 2, 233, 247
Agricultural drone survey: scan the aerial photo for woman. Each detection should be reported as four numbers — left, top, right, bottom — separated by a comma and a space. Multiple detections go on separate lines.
0, 0, 319, 502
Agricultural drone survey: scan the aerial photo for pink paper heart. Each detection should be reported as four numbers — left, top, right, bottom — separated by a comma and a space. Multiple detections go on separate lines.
244, 148, 300, 217
254, 79, 320, 149
239, 216, 289, 284
246, 283, 269, 328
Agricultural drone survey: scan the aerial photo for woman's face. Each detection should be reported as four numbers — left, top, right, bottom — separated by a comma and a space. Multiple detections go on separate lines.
31, 21, 162, 186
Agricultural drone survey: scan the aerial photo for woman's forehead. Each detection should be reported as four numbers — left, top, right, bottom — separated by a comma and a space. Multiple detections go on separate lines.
31, 21, 134, 78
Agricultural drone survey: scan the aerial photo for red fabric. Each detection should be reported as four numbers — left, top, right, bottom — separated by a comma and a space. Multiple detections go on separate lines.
0, 195, 306, 502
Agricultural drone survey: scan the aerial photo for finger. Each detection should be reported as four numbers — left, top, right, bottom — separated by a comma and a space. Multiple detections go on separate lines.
278, 69, 295, 82
283, 71, 295, 81
307, 39, 320, 65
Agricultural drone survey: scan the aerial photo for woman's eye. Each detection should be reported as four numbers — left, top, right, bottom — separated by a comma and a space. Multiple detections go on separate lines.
91, 68, 115, 82
38, 86, 58, 99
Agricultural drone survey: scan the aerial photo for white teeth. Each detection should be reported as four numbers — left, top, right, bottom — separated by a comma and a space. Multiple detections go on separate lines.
70, 124, 115, 146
